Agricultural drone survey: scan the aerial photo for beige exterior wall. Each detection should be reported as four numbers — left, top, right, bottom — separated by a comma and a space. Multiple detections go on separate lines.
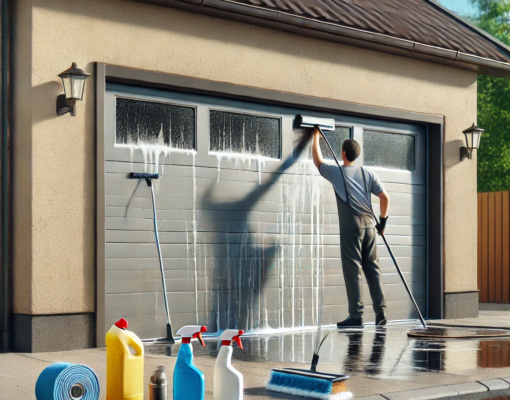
12, 0, 478, 315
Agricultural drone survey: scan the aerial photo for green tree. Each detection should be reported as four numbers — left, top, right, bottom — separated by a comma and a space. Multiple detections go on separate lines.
470, 0, 510, 192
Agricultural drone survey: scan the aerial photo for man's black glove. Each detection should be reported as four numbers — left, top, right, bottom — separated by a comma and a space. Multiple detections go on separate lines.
376, 216, 388, 235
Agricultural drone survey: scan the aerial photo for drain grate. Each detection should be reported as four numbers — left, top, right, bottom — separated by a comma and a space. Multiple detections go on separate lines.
408, 326, 510, 339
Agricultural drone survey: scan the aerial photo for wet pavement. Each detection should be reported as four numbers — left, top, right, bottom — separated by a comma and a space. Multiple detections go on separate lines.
146, 323, 510, 380
3, 321, 510, 399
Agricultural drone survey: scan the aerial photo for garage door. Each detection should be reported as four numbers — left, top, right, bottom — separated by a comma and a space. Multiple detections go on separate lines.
101, 83, 427, 339
354, 121, 427, 322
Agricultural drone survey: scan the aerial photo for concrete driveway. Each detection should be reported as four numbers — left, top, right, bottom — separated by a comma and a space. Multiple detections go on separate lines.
2, 308, 510, 399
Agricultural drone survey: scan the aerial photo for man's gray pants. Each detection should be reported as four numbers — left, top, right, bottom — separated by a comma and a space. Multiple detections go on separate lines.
340, 227, 386, 319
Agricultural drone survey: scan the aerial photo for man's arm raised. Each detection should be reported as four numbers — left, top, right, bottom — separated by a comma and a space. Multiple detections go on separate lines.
312, 128, 325, 170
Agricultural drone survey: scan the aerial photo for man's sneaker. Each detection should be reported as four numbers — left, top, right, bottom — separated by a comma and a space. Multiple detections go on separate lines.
375, 312, 387, 326
337, 316, 363, 328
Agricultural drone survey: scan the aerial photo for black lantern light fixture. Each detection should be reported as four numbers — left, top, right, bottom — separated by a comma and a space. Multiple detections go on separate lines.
460, 123, 484, 162
56, 62, 90, 117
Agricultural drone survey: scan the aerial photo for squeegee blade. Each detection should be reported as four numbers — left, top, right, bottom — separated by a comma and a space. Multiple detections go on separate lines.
298, 115, 336, 131
129, 172, 159, 179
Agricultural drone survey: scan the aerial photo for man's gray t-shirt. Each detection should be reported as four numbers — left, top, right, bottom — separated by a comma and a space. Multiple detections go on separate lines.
319, 163, 385, 216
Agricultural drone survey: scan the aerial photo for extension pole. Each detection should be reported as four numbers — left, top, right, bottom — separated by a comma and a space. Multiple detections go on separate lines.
316, 127, 427, 329
149, 182, 175, 343
379, 233, 427, 329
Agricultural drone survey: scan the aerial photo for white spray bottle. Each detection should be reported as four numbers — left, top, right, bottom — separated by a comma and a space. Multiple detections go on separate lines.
213, 329, 245, 400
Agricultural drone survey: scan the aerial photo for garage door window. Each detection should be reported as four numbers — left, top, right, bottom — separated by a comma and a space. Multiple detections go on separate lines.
364, 130, 416, 171
116, 97, 196, 150
210, 110, 281, 159
321, 126, 351, 161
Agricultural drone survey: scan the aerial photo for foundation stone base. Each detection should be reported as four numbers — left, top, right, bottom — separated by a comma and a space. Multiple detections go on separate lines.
444, 291, 479, 319
12, 313, 94, 352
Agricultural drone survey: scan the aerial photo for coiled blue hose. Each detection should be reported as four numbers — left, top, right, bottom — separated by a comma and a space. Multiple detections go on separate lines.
35, 362, 100, 400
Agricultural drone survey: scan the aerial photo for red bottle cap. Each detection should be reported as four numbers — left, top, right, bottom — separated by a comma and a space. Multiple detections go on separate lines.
221, 330, 244, 349
115, 317, 129, 330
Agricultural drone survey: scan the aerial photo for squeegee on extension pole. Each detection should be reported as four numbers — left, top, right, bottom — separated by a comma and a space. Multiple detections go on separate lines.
298, 115, 427, 330
129, 172, 175, 344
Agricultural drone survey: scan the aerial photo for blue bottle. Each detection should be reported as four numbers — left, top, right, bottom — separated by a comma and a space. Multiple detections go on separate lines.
174, 325, 207, 400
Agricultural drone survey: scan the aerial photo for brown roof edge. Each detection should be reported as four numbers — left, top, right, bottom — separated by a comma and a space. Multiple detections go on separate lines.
425, 0, 510, 55
136, 0, 510, 78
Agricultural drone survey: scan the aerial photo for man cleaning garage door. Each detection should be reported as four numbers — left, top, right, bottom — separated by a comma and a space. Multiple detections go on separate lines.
312, 128, 390, 328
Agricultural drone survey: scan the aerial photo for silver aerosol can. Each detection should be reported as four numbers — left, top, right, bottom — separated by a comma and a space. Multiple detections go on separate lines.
149, 366, 167, 400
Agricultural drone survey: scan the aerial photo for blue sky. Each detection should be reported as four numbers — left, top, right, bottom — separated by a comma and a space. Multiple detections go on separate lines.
438, 0, 478, 17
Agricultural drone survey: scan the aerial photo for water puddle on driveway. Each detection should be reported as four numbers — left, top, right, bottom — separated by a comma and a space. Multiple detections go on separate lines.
479, 340, 510, 368
146, 324, 510, 379
409, 327, 510, 339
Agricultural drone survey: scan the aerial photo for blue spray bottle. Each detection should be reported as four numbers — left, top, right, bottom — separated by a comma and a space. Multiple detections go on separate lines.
174, 325, 207, 400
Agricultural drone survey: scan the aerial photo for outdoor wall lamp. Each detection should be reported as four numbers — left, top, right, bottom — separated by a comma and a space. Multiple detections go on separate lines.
460, 123, 484, 162
56, 63, 90, 117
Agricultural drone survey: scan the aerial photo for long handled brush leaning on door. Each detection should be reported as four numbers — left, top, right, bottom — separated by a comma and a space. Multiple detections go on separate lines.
129, 172, 175, 344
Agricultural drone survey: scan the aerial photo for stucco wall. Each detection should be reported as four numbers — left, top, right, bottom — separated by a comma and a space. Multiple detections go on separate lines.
13, 0, 477, 315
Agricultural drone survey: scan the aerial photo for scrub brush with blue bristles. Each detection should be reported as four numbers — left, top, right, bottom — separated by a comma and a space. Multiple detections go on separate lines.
266, 368, 351, 399
267, 229, 351, 399
266, 330, 351, 399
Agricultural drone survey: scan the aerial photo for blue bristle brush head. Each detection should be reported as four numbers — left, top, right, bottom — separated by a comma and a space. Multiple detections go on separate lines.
266, 368, 350, 400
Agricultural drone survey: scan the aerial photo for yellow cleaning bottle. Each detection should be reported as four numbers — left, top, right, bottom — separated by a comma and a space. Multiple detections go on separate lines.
106, 318, 144, 400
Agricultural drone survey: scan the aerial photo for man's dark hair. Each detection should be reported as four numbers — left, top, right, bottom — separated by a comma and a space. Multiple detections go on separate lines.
342, 139, 361, 162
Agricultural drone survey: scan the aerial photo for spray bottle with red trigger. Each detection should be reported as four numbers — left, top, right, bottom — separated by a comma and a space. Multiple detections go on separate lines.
214, 329, 245, 400
174, 325, 207, 400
